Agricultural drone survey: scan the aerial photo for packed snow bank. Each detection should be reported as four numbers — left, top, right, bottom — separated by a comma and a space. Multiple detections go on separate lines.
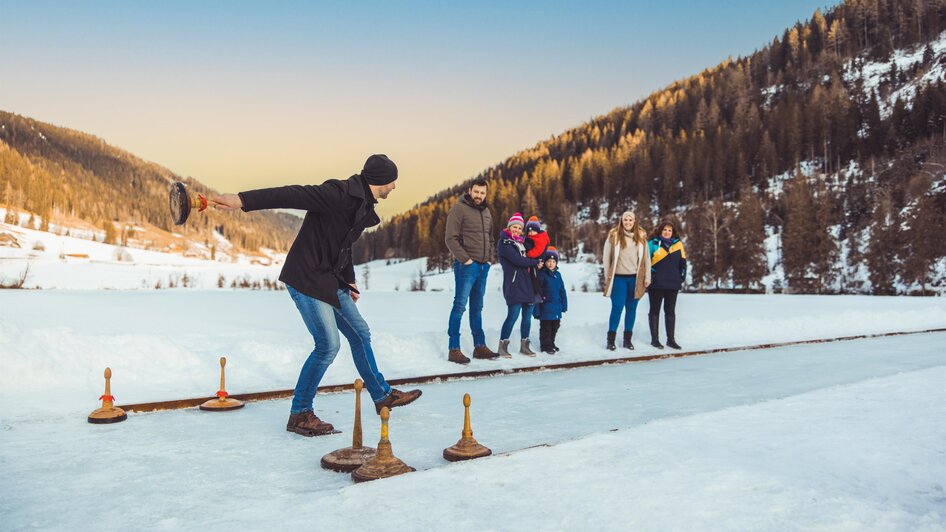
1, 334, 943, 530
1, 291, 945, 420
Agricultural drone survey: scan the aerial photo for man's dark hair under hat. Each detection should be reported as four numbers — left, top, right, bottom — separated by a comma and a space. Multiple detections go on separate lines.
362, 154, 398, 185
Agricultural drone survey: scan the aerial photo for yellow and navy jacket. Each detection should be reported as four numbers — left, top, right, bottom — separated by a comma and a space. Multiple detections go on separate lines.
648, 237, 687, 291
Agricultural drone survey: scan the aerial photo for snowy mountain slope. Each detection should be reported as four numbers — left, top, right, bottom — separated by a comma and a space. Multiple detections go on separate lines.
0, 212, 285, 289
843, 29, 946, 117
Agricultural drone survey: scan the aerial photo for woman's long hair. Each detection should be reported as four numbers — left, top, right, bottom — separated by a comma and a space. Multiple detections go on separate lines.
609, 211, 646, 248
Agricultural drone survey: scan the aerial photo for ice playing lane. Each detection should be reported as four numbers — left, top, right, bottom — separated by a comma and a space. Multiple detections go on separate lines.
1, 333, 944, 530
3, 290, 946, 418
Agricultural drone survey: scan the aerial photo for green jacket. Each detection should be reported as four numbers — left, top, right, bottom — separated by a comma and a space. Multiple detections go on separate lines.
445, 194, 494, 264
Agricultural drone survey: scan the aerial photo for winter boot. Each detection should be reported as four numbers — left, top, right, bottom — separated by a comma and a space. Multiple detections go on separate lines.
623, 331, 635, 350
649, 315, 664, 349
497, 339, 512, 358
666, 315, 681, 350
606, 331, 617, 351
374, 388, 423, 415
286, 411, 337, 437
448, 349, 471, 365
520, 339, 536, 356
472, 345, 500, 360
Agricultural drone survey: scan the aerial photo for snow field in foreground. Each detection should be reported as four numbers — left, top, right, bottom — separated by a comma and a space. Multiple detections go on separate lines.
1, 290, 945, 420
1, 334, 944, 531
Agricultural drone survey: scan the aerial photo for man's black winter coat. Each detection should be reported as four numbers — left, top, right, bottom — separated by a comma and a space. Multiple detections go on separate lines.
238, 174, 380, 308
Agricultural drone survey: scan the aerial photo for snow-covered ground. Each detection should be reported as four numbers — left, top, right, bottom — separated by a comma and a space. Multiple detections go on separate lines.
2, 289, 945, 420
1, 333, 944, 530
0, 216, 286, 290
3, 230, 946, 529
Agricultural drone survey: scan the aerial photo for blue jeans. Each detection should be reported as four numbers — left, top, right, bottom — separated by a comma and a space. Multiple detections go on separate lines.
500, 303, 534, 340
608, 275, 640, 333
286, 285, 391, 414
448, 260, 490, 350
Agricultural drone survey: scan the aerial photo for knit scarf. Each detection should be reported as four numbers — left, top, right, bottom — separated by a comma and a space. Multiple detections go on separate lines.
502, 228, 524, 244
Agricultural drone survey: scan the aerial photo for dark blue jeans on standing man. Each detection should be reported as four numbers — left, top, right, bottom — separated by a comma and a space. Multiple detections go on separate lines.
286, 285, 392, 414
448, 260, 490, 350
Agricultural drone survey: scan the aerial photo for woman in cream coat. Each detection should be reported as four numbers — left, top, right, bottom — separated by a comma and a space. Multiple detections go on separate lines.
602, 211, 651, 350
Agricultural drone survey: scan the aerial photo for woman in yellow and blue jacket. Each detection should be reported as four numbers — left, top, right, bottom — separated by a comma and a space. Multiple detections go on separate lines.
647, 221, 686, 350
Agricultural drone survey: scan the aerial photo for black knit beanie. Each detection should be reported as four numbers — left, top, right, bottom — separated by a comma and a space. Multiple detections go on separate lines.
362, 154, 398, 185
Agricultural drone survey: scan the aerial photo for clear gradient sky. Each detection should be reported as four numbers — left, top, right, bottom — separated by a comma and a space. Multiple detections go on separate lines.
1, 1, 829, 218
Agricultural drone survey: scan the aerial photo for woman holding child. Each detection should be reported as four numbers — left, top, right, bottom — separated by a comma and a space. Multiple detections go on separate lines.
602, 211, 651, 351
496, 212, 542, 357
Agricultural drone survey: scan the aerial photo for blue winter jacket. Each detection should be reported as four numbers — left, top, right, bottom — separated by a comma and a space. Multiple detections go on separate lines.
648, 237, 687, 291
497, 229, 541, 305
533, 268, 568, 320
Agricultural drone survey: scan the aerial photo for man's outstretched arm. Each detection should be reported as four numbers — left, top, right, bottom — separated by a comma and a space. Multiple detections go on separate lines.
211, 182, 345, 213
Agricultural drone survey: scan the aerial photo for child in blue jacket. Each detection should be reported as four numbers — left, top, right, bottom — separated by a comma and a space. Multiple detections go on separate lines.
534, 247, 568, 354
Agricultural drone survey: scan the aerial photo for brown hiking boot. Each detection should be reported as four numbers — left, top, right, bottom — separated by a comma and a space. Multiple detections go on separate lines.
472, 345, 500, 360
448, 349, 471, 365
286, 411, 337, 437
374, 388, 422, 414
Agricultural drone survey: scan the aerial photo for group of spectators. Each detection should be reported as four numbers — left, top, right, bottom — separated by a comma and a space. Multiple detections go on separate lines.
445, 179, 687, 363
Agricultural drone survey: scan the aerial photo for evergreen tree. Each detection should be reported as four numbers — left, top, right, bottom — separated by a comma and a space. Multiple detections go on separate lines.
828, 18, 847, 58
901, 192, 943, 293
810, 181, 839, 292
866, 195, 902, 295
781, 173, 818, 291
731, 184, 768, 291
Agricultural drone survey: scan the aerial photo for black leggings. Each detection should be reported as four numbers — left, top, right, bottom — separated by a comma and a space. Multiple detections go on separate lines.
647, 289, 678, 318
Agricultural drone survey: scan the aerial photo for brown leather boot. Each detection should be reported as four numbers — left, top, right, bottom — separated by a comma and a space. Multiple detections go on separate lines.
448, 349, 471, 364
472, 345, 499, 360
286, 411, 337, 437
374, 388, 423, 414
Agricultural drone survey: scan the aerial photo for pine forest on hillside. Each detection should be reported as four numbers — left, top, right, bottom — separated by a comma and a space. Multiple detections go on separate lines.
0, 111, 300, 254
354, 0, 946, 295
